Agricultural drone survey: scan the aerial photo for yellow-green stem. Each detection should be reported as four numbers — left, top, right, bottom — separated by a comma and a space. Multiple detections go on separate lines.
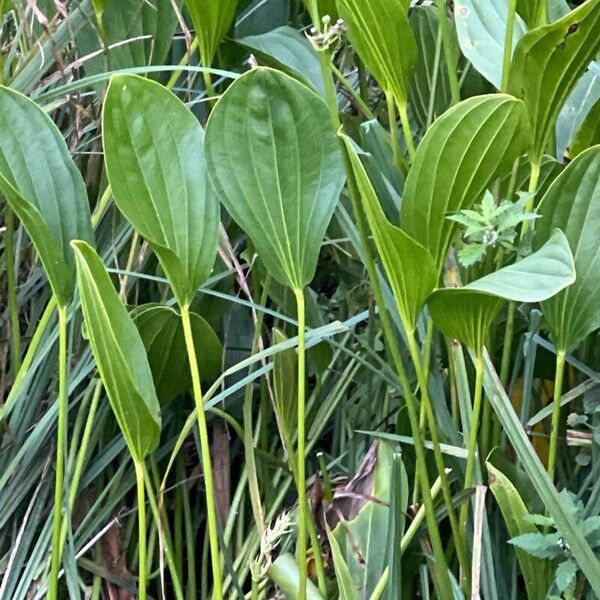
180, 304, 223, 599
547, 349, 567, 483
48, 303, 68, 600
5, 209, 21, 373
521, 161, 541, 238
437, 0, 460, 104
501, 0, 518, 92
293, 288, 308, 600
135, 460, 148, 600
397, 101, 416, 161
459, 352, 484, 531
386, 90, 403, 174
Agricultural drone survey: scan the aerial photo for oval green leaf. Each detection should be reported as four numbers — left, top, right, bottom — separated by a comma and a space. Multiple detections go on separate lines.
340, 133, 437, 332
400, 94, 531, 269
336, 0, 416, 107
507, 0, 600, 163
205, 67, 345, 290
536, 146, 600, 351
0, 86, 93, 307
103, 73, 219, 306
72, 241, 161, 462
134, 304, 223, 405
428, 229, 575, 349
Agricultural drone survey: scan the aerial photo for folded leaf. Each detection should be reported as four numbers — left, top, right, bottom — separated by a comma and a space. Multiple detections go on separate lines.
0, 86, 93, 306
568, 97, 600, 159
400, 94, 530, 270
72, 241, 161, 462
536, 146, 600, 351
508, 0, 600, 162
103, 74, 219, 306
205, 67, 345, 290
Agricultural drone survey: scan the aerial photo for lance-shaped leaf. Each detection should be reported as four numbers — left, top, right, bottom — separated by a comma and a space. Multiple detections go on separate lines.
535, 146, 600, 351
103, 74, 219, 306
184, 0, 239, 67
508, 0, 600, 163
237, 26, 324, 96
134, 304, 223, 405
400, 94, 530, 270
454, 0, 527, 89
72, 241, 161, 462
205, 67, 345, 290
340, 133, 436, 332
569, 97, 600, 159
428, 230, 575, 350
336, 0, 416, 106
0, 86, 93, 307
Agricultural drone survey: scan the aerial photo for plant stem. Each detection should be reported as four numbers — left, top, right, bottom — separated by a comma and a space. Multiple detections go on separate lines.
459, 351, 485, 532
5, 209, 21, 374
397, 100, 416, 161
293, 287, 308, 600
386, 90, 404, 173
547, 349, 567, 483
501, 0, 518, 92
180, 304, 223, 599
135, 460, 148, 600
521, 160, 541, 237
48, 303, 68, 600
437, 0, 460, 104
406, 330, 471, 590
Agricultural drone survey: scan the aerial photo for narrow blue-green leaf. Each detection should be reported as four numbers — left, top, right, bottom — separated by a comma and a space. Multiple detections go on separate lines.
72, 241, 161, 462
103, 73, 219, 305
400, 94, 530, 269
0, 86, 93, 306
454, 0, 527, 89
205, 67, 345, 290
238, 26, 325, 96
508, 0, 600, 162
340, 133, 436, 332
536, 146, 600, 351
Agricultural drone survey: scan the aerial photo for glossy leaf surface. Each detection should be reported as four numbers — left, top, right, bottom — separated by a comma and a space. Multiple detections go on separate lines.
103, 74, 219, 306
0, 86, 92, 306
536, 146, 600, 351
508, 0, 600, 162
336, 0, 416, 106
72, 241, 161, 462
400, 94, 530, 269
205, 67, 345, 290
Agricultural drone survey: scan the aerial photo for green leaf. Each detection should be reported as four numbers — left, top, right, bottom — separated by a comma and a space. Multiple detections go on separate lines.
272, 328, 297, 447
205, 67, 345, 290
428, 229, 575, 349
340, 133, 437, 332
184, 0, 239, 66
133, 304, 222, 405
103, 73, 219, 306
509, 532, 564, 559
569, 96, 600, 159
454, 0, 527, 89
555, 559, 578, 592
409, 6, 457, 130
508, 0, 600, 163
72, 241, 161, 462
536, 146, 600, 351
487, 462, 551, 600
336, 0, 416, 107
238, 26, 325, 96
516, 0, 547, 28
328, 526, 360, 600
266, 553, 325, 600
400, 94, 531, 269
481, 351, 600, 598
0, 86, 93, 306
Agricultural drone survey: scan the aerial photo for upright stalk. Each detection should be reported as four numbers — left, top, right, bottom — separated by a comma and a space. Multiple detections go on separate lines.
293, 288, 308, 600
180, 304, 223, 599
437, 0, 460, 104
501, 0, 518, 92
5, 209, 21, 373
48, 304, 68, 600
397, 100, 416, 161
386, 91, 403, 171
547, 349, 567, 482
134, 460, 148, 600
459, 351, 485, 531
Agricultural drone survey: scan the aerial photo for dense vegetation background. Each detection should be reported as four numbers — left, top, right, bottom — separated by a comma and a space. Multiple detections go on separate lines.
1, 0, 600, 599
